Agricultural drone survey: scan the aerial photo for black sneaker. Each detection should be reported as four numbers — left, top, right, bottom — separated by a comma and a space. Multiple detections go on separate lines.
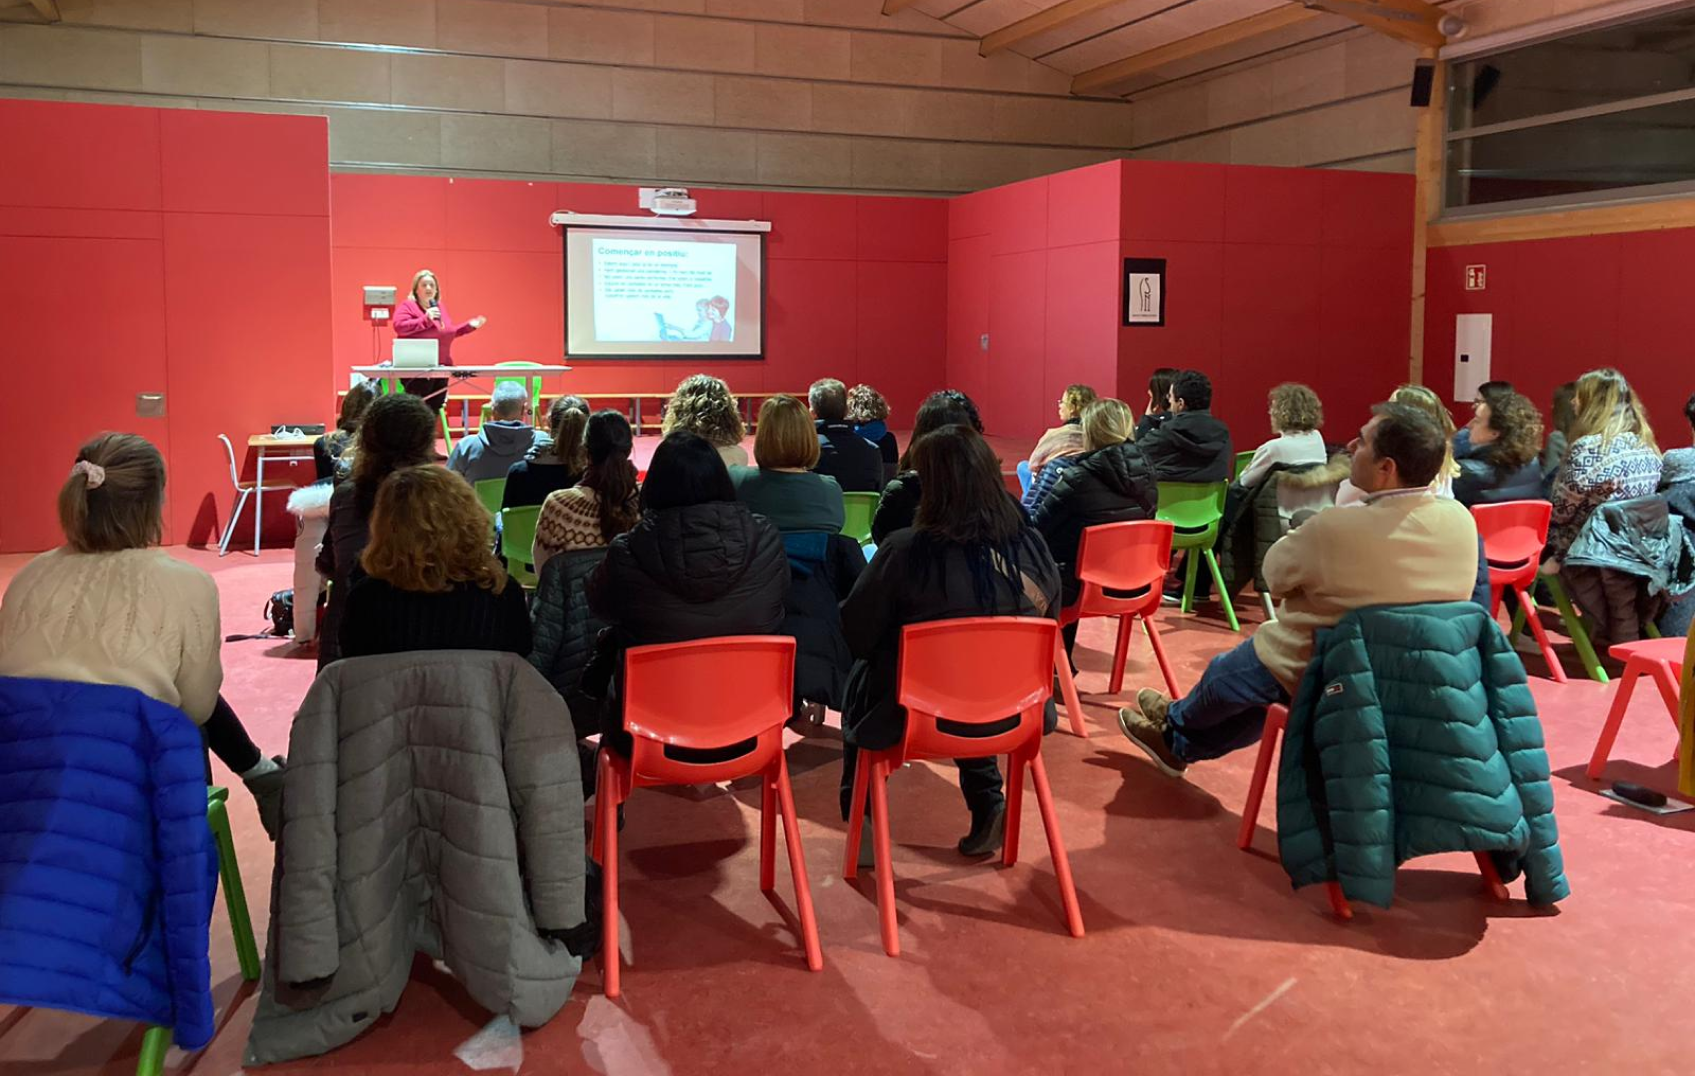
956, 801, 1007, 857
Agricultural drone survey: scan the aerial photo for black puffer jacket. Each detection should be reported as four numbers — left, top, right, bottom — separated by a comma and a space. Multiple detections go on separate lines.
1137, 409, 1233, 482
780, 532, 866, 711
1454, 446, 1546, 507
1031, 441, 1158, 600
870, 472, 921, 545
528, 547, 608, 738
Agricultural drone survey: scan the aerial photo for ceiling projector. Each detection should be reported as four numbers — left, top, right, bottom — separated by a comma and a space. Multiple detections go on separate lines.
649, 187, 697, 217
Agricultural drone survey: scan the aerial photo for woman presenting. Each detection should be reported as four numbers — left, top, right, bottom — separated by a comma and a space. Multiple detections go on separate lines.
393, 268, 487, 412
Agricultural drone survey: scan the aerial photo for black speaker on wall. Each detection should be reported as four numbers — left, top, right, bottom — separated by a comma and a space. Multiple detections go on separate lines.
1410, 59, 1436, 107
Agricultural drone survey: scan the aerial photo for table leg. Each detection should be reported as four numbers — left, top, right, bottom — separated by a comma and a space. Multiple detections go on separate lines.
254, 449, 265, 556
633, 397, 642, 433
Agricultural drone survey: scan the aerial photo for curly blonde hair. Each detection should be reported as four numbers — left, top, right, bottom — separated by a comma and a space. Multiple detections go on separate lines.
361, 465, 507, 594
661, 374, 745, 448
1060, 384, 1098, 421
846, 383, 889, 424
1268, 383, 1322, 434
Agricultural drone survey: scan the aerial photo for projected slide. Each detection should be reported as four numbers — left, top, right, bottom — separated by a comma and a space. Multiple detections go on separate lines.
565, 226, 764, 358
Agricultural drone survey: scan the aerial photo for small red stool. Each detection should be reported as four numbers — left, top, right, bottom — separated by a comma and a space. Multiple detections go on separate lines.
1586, 637, 1686, 781
1239, 702, 1509, 919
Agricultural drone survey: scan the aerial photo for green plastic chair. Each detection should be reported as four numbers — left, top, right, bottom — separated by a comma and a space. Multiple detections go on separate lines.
501, 505, 543, 588
1232, 450, 1256, 482
1155, 481, 1240, 632
135, 786, 261, 1075
841, 492, 879, 546
1508, 571, 1610, 684
474, 478, 506, 516
440, 408, 455, 455
480, 361, 545, 426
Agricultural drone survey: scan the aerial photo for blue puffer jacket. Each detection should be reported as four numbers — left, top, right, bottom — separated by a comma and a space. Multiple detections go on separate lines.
1275, 604, 1570, 909
0, 678, 217, 1048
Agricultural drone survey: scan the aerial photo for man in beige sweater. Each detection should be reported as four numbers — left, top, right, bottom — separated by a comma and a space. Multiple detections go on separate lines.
1119, 401, 1481, 776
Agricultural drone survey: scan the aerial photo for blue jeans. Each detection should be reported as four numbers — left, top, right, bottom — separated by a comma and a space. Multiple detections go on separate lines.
1166, 638, 1288, 763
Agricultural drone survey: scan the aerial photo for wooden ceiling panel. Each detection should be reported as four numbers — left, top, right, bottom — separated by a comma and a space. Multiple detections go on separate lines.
1114, 12, 1359, 94
1038, 0, 1288, 73
947, 0, 1054, 38
1006, 0, 1184, 60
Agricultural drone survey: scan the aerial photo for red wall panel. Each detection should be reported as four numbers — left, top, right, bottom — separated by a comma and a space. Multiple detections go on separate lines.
160, 109, 329, 218
0, 101, 161, 211
1121, 161, 1227, 244
1224, 166, 1326, 246
857, 195, 948, 264
765, 192, 858, 262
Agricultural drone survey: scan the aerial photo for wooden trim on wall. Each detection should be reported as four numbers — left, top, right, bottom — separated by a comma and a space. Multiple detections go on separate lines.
1408, 50, 1444, 386
1429, 196, 1695, 246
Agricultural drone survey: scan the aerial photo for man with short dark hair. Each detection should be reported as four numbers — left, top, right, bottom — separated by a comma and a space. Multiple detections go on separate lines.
810, 377, 884, 492
1118, 402, 1481, 775
1136, 369, 1233, 482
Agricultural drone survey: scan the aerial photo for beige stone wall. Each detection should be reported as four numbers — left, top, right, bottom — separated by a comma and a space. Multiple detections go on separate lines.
0, 0, 1135, 195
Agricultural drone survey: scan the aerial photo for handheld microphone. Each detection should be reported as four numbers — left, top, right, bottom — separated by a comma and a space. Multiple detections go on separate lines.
428, 298, 439, 310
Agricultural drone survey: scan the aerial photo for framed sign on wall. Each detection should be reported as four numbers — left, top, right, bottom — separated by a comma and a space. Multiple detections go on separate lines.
1124, 257, 1166, 327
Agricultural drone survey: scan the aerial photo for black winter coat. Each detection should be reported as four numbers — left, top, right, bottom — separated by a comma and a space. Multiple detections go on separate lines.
1454, 445, 1546, 507
313, 481, 370, 670
779, 532, 866, 711
840, 526, 1060, 751
815, 421, 886, 493
1137, 409, 1233, 483
870, 472, 921, 545
528, 547, 609, 738
1031, 441, 1158, 602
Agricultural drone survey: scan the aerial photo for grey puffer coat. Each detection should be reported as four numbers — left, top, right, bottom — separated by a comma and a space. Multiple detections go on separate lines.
528, 547, 608, 738
245, 652, 586, 1066
1563, 495, 1695, 644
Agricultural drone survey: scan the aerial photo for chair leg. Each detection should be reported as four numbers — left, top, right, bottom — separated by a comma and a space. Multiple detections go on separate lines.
601, 770, 621, 998
868, 758, 899, 958
1053, 633, 1088, 738
1180, 549, 1200, 614
1029, 754, 1084, 938
1650, 662, 1683, 732
1142, 616, 1180, 697
1108, 615, 1133, 695
774, 756, 824, 972
1203, 550, 1241, 632
1237, 710, 1283, 851
1325, 882, 1354, 920
1474, 852, 1509, 901
137, 1025, 170, 1076
1516, 585, 1569, 684
1260, 591, 1275, 622
218, 488, 251, 557
842, 751, 871, 880
1546, 574, 1609, 684
207, 794, 260, 982
759, 769, 777, 893
591, 750, 609, 865
1586, 665, 1642, 780
1003, 751, 1025, 868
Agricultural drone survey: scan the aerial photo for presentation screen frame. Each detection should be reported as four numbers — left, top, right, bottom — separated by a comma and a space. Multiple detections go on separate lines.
559, 218, 769, 361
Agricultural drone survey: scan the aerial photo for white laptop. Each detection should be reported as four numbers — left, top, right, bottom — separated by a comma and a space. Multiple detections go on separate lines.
392, 338, 440, 368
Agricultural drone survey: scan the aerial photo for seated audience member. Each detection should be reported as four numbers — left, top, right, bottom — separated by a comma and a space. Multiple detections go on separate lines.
317, 394, 439, 668
448, 381, 549, 484
872, 389, 984, 544
1238, 383, 1328, 489
339, 466, 530, 658
1136, 369, 1233, 482
1454, 391, 1546, 506
1029, 384, 1098, 476
504, 395, 588, 509
0, 433, 284, 834
1336, 384, 1460, 505
585, 431, 788, 753
1547, 368, 1662, 566
1118, 403, 1480, 776
663, 373, 747, 468
1454, 379, 1516, 456
1542, 381, 1578, 479
732, 395, 845, 533
1032, 398, 1158, 664
532, 410, 641, 574
840, 424, 1062, 857
810, 378, 885, 492
848, 383, 901, 483
314, 381, 375, 481
1135, 367, 1179, 441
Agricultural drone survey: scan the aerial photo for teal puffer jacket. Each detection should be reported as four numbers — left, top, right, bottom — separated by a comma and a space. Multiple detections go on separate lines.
1276, 602, 1570, 908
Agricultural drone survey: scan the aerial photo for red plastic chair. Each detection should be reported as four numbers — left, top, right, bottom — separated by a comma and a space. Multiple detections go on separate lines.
1586, 637, 1686, 781
1239, 702, 1509, 920
1471, 501, 1567, 684
842, 617, 1085, 956
1053, 521, 1179, 738
592, 636, 822, 997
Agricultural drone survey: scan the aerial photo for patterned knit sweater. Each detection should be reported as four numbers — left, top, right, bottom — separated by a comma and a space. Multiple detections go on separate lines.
0, 547, 223, 722
533, 486, 637, 573
1548, 432, 1663, 560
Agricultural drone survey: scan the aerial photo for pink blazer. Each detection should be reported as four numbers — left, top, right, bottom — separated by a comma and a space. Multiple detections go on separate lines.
393, 298, 477, 366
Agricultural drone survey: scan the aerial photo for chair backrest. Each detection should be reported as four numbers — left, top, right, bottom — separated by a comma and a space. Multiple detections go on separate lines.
501, 505, 542, 586
1233, 450, 1255, 481
622, 636, 796, 786
474, 478, 506, 516
1471, 500, 1551, 572
1074, 520, 1173, 616
841, 491, 880, 544
1155, 481, 1226, 535
218, 434, 242, 489
895, 617, 1055, 761
1016, 459, 1032, 495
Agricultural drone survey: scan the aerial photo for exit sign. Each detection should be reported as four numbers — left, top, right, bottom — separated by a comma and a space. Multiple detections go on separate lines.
1465, 264, 1487, 291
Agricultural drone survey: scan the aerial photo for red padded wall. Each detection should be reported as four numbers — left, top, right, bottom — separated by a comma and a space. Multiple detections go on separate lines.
1424, 228, 1695, 446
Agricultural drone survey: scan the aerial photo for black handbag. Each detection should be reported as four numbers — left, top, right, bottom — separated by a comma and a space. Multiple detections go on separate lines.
265, 588, 325, 637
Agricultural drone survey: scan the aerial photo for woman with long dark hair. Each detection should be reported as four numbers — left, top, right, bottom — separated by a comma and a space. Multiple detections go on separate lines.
869, 389, 984, 545
532, 410, 641, 573
1134, 367, 1179, 441
839, 424, 1061, 859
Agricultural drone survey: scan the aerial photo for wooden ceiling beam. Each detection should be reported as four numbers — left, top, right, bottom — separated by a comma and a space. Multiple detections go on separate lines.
980, 0, 1124, 57
882, 0, 925, 14
28, 0, 60, 19
1070, 5, 1322, 95
1303, 0, 1444, 48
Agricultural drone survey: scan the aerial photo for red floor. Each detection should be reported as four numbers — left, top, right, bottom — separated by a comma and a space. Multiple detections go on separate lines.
3, 540, 1694, 1073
